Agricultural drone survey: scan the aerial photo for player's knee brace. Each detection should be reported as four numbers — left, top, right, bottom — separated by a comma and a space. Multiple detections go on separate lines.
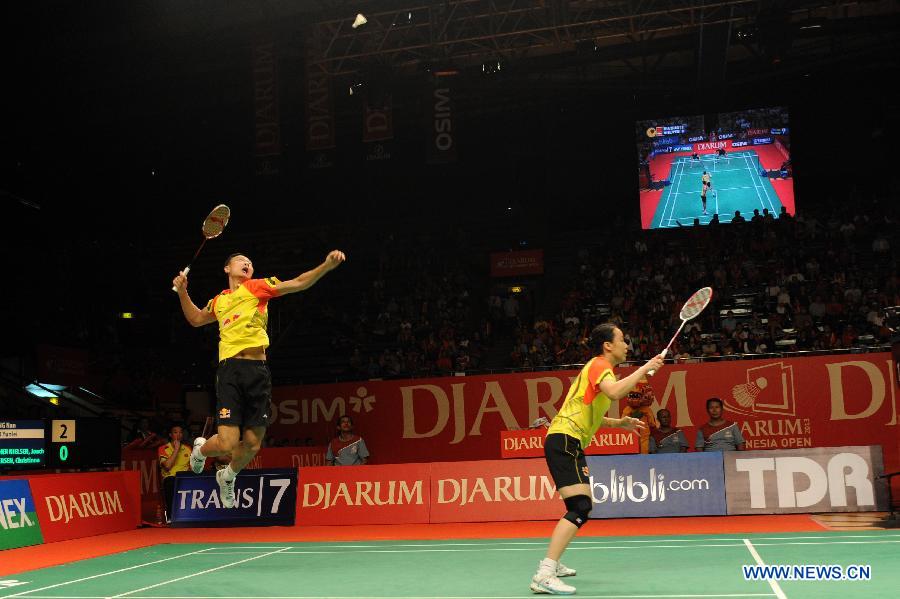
562, 494, 592, 528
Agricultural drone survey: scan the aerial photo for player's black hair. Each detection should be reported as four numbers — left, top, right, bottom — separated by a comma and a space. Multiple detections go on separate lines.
224, 253, 249, 267
590, 323, 619, 352
706, 397, 724, 410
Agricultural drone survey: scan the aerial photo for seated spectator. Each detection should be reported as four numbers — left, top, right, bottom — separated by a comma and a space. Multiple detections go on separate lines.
158, 424, 191, 522
326, 415, 370, 465
696, 397, 745, 451
649, 409, 688, 453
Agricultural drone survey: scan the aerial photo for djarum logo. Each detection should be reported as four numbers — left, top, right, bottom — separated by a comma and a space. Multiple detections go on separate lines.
727, 362, 796, 417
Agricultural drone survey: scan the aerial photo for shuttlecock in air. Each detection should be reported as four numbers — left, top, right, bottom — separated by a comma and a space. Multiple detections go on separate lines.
352, 13, 368, 29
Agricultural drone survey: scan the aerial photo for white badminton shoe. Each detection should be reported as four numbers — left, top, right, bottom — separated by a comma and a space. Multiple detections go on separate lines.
530, 573, 575, 595
190, 437, 207, 473
216, 468, 236, 508
556, 562, 576, 577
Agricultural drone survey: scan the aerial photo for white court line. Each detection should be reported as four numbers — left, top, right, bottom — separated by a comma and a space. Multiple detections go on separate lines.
743, 154, 767, 211
665, 160, 687, 226
658, 159, 680, 227
10, 595, 778, 599
189, 533, 900, 550
198, 539, 900, 555
743, 539, 787, 599
755, 159, 777, 214
671, 186, 757, 195
110, 547, 292, 597
0, 549, 219, 598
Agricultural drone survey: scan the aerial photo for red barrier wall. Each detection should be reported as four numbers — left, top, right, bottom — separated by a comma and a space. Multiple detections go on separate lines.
268, 355, 897, 481
295, 463, 431, 526
25, 471, 141, 542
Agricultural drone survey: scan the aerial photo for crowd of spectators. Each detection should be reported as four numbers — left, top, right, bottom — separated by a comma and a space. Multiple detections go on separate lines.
508, 194, 897, 368
16, 189, 898, 408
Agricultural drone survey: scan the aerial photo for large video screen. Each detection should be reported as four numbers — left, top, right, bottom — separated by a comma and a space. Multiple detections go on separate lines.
636, 106, 794, 229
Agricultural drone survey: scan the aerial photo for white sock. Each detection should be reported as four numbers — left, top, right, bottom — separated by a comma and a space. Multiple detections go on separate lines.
538, 558, 558, 575
222, 464, 237, 481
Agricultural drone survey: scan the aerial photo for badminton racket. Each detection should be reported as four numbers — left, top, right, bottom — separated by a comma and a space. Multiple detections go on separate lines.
648, 286, 713, 376
171, 204, 231, 291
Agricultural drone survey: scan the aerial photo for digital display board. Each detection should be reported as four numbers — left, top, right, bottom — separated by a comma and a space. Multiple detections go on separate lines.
0, 420, 46, 469
45, 417, 121, 469
636, 106, 795, 229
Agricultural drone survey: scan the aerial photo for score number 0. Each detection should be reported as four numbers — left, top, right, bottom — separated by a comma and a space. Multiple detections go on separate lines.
52, 420, 76, 462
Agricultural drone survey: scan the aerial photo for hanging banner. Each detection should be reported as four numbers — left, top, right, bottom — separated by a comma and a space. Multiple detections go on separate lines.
426, 76, 457, 164
253, 39, 281, 176
305, 63, 335, 152
363, 96, 393, 143
490, 250, 545, 277
364, 95, 393, 162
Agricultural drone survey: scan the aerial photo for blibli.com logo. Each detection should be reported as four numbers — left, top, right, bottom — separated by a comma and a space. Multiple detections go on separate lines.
589, 468, 710, 503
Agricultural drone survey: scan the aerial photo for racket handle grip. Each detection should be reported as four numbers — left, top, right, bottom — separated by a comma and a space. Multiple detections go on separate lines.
647, 348, 668, 377
171, 266, 191, 292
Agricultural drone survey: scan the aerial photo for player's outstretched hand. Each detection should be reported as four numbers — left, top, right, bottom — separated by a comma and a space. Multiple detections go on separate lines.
620, 416, 648, 434
325, 250, 346, 271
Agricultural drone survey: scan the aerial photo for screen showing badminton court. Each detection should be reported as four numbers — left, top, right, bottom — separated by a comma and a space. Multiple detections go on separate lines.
635, 107, 795, 230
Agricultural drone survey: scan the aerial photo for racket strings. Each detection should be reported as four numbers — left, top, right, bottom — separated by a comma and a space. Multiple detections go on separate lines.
202, 205, 231, 238
679, 287, 712, 319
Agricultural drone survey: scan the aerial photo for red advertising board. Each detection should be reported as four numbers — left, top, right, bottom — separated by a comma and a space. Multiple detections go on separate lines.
490, 250, 544, 277
295, 463, 430, 526
268, 353, 898, 494
248, 446, 327, 469
429, 459, 560, 523
26, 471, 141, 543
500, 428, 639, 458
121, 447, 163, 523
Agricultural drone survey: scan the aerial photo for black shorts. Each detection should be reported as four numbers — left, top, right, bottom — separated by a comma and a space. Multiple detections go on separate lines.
215, 358, 273, 429
544, 433, 590, 489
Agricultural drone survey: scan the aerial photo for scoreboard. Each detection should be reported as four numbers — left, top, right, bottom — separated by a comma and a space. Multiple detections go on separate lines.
0, 418, 120, 471
0, 420, 46, 468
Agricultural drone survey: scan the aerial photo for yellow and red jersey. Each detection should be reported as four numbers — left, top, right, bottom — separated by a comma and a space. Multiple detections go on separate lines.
547, 356, 616, 448
205, 277, 282, 361
158, 442, 191, 479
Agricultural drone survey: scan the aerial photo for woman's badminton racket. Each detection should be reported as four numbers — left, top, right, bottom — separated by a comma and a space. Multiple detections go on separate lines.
648, 286, 713, 376
171, 204, 231, 292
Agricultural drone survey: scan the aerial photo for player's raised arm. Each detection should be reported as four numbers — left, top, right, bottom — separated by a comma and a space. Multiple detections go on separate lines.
172, 270, 217, 327
274, 250, 346, 296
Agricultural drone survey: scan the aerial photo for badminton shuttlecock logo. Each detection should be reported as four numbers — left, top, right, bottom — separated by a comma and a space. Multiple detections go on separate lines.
725, 362, 795, 417
732, 376, 768, 408
352, 13, 368, 29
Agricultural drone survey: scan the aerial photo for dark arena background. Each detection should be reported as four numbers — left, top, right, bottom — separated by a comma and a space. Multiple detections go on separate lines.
2, 2, 900, 598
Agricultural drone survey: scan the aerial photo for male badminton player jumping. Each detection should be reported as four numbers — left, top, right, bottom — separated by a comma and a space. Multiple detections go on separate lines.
530, 323, 664, 595
172, 250, 345, 507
